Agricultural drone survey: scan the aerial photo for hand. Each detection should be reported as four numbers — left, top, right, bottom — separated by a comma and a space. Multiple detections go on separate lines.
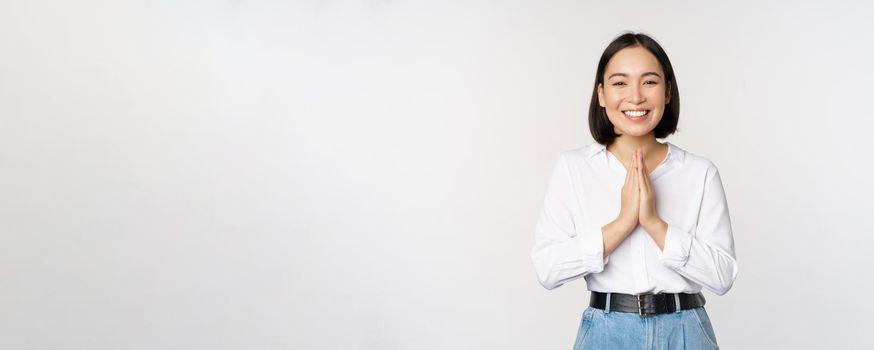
617, 149, 641, 231
636, 148, 663, 229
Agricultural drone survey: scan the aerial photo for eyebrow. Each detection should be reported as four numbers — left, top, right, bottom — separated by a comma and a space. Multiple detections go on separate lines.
607, 72, 663, 79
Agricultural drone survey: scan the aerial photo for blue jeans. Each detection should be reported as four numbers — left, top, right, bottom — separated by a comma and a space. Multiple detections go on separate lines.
573, 306, 719, 350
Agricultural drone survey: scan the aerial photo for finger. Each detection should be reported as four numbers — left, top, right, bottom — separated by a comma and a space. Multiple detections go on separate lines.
642, 160, 651, 191
636, 150, 645, 186
638, 149, 645, 172
635, 149, 641, 172
623, 166, 632, 195
634, 154, 643, 193
640, 167, 649, 193
624, 153, 633, 184
636, 150, 645, 190
638, 149, 651, 192
643, 152, 652, 193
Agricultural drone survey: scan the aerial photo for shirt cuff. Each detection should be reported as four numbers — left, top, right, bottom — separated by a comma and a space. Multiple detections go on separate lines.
660, 223, 692, 270
578, 227, 609, 273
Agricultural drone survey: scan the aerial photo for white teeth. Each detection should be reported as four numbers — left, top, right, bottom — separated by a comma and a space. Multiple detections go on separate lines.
623, 110, 648, 117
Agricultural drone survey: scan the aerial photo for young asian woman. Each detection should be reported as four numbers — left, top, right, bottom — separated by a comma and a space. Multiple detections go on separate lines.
530, 32, 737, 350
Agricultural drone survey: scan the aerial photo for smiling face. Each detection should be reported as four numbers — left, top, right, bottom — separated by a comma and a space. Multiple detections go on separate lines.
598, 45, 671, 138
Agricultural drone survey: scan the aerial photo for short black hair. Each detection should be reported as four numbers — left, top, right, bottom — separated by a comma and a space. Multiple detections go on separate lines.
588, 32, 680, 145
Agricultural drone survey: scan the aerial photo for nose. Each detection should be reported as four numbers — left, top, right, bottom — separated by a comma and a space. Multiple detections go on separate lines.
628, 85, 645, 104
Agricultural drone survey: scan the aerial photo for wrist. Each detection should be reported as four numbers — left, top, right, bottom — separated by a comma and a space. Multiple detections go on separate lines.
641, 218, 667, 233
613, 216, 638, 234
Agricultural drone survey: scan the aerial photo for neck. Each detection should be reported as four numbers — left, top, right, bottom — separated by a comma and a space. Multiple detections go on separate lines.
606, 134, 663, 163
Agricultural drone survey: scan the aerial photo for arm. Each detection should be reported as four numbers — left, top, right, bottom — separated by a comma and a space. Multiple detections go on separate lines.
530, 155, 617, 290
657, 166, 738, 295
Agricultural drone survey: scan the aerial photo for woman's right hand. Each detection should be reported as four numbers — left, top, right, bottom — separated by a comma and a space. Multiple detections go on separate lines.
617, 149, 641, 232
600, 149, 642, 257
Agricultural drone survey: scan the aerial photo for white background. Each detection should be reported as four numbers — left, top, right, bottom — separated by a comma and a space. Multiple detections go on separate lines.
2, 0, 873, 349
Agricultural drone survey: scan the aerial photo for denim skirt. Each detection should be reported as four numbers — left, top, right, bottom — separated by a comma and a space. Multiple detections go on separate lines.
572, 306, 719, 350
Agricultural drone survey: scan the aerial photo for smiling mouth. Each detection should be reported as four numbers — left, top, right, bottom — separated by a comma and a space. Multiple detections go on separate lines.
622, 110, 650, 119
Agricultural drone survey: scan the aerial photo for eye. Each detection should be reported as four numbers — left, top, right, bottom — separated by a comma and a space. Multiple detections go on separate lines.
644, 80, 659, 85
612, 81, 626, 86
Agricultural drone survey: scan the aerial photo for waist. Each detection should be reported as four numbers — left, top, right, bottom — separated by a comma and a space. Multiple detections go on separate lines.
589, 291, 706, 316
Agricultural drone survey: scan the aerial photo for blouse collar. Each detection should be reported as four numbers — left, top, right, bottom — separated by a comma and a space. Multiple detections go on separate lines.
585, 141, 686, 164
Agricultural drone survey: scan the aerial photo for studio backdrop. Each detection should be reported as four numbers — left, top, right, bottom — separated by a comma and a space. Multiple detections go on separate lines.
1, 0, 872, 349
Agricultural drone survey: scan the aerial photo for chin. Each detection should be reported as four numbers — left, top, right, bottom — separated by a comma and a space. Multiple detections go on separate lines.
615, 126, 657, 137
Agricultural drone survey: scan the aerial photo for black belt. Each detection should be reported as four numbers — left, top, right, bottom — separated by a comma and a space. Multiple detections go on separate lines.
589, 292, 706, 316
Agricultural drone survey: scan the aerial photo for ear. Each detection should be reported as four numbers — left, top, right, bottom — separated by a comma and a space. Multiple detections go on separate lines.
665, 81, 671, 104
598, 83, 605, 107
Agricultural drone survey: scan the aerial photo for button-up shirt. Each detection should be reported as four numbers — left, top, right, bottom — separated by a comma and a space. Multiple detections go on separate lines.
530, 142, 738, 295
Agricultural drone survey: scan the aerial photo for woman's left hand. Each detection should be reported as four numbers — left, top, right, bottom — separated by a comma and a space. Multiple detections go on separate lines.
636, 148, 664, 230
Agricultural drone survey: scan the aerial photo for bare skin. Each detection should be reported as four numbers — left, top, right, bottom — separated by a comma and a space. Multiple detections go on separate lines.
596, 45, 672, 257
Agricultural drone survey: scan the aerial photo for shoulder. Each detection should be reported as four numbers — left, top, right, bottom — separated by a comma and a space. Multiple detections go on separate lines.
669, 142, 720, 176
557, 142, 605, 164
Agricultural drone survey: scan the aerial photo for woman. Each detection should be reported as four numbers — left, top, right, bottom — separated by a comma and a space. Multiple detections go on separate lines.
530, 32, 737, 349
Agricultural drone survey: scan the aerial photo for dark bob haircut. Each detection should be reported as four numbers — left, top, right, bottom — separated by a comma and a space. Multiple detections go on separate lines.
588, 32, 680, 145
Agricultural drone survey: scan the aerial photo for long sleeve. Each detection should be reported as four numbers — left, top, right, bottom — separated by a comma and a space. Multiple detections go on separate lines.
530, 154, 608, 290
660, 165, 738, 295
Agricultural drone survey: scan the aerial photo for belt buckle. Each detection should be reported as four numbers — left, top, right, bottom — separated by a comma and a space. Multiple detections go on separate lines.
637, 294, 655, 316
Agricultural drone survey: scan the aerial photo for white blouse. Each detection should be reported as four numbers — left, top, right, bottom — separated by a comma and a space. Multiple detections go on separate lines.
530, 141, 738, 295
